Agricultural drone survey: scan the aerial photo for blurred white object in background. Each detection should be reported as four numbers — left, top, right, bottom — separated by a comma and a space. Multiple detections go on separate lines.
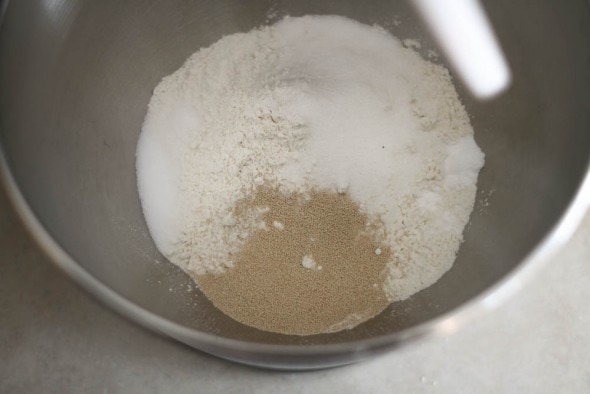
413, 0, 511, 99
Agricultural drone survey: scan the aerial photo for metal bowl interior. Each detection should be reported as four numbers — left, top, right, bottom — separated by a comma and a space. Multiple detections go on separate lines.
1, 0, 590, 369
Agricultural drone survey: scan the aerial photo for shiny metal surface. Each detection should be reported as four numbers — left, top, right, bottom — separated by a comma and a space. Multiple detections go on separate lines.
1, 0, 589, 369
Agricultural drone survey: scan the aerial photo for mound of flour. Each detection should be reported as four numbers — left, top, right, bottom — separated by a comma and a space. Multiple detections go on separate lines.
136, 15, 484, 301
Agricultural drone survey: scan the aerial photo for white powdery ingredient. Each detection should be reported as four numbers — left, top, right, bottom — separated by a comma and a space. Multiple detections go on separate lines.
301, 255, 318, 270
272, 221, 285, 231
136, 15, 485, 301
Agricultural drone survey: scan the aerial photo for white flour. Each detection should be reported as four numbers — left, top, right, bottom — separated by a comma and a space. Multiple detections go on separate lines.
136, 15, 485, 301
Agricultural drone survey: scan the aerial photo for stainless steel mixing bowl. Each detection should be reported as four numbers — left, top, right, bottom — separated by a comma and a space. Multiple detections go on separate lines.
1, 0, 590, 370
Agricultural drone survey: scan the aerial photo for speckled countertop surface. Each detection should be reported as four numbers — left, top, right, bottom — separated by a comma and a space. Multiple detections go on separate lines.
1, 185, 590, 393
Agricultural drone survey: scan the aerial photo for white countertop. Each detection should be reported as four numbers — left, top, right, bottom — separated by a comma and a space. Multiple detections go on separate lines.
2, 186, 589, 393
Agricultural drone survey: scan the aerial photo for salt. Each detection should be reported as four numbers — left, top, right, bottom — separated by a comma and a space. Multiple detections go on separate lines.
301, 255, 318, 270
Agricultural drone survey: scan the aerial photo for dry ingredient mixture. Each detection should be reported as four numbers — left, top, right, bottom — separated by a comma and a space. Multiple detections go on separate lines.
136, 15, 485, 335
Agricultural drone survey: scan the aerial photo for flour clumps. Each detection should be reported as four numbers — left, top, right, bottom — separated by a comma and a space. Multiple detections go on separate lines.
136, 15, 485, 335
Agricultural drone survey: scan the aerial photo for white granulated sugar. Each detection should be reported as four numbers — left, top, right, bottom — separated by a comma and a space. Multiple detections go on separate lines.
445, 137, 486, 187
136, 15, 484, 301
